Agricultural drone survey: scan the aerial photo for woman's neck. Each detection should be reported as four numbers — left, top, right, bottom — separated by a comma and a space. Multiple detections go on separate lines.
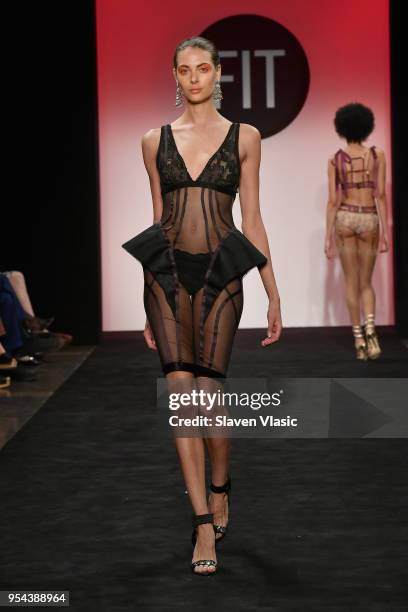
344, 141, 369, 154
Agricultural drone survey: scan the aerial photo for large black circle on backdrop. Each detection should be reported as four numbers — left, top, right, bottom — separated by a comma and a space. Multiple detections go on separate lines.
200, 14, 310, 139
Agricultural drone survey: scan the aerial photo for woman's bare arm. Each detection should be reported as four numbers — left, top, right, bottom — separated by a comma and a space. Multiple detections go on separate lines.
238, 124, 282, 345
141, 128, 164, 224
239, 124, 280, 300
374, 147, 389, 251
324, 156, 338, 258
139, 128, 164, 349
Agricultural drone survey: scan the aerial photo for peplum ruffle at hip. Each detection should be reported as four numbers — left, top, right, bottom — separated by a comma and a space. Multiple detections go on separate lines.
122, 223, 178, 315
122, 224, 267, 278
202, 227, 267, 320
122, 223, 268, 321
122, 223, 170, 272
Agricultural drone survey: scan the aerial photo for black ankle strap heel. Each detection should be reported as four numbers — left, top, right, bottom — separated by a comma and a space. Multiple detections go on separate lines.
191, 512, 217, 576
192, 512, 214, 527
191, 512, 213, 546
209, 475, 231, 545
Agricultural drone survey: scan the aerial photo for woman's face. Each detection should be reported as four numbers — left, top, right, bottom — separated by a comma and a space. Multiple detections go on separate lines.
174, 46, 220, 104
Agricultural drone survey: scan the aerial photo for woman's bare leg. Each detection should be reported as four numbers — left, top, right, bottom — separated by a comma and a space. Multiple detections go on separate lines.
4, 271, 35, 316
357, 227, 379, 319
334, 229, 362, 335
357, 227, 381, 356
205, 436, 230, 487
198, 375, 231, 541
205, 436, 230, 541
167, 370, 216, 573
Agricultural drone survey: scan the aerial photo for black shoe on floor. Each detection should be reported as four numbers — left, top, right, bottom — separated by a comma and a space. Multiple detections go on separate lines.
15, 355, 42, 366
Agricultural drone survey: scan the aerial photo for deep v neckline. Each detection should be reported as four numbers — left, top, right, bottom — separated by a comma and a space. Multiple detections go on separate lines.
168, 122, 235, 183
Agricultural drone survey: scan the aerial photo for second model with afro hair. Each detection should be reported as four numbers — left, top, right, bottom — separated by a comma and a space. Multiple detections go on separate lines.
334, 102, 375, 143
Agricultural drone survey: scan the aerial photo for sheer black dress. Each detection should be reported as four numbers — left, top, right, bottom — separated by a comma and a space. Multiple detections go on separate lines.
122, 122, 268, 378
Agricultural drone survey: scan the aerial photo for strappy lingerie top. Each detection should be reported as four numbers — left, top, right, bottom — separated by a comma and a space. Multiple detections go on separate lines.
331, 146, 380, 201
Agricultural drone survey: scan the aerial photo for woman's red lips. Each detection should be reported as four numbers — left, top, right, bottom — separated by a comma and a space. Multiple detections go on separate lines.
190, 88, 201, 92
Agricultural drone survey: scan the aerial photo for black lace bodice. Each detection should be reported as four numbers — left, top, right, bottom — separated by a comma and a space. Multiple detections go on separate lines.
156, 123, 241, 198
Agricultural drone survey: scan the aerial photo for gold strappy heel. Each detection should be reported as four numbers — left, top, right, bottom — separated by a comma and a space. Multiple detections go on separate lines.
364, 314, 381, 359
352, 325, 368, 361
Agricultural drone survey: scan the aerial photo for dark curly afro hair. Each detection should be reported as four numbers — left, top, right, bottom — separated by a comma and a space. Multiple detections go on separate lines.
334, 102, 375, 143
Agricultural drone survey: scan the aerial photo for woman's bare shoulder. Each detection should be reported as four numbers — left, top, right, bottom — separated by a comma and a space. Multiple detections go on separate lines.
141, 127, 161, 149
238, 124, 261, 160
372, 145, 385, 157
239, 123, 261, 141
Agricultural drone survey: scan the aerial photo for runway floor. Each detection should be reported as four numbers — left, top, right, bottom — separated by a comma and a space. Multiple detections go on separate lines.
0, 327, 407, 611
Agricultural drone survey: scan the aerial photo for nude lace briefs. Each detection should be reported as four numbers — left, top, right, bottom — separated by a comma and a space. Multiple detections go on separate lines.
335, 203, 379, 234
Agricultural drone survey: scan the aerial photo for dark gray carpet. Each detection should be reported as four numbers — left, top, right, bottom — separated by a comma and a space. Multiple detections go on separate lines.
0, 328, 407, 611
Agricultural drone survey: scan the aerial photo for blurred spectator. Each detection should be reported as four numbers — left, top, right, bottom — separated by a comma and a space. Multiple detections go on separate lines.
0, 273, 28, 355
2, 270, 55, 333
0, 271, 73, 375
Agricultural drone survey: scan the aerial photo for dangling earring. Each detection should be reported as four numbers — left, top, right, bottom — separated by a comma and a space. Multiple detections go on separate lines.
175, 81, 183, 107
213, 80, 223, 102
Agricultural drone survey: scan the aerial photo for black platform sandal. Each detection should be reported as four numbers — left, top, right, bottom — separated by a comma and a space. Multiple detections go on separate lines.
208, 475, 231, 544
191, 513, 217, 576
